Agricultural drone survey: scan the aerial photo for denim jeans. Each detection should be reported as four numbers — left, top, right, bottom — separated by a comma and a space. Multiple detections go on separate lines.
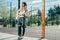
18, 17, 26, 36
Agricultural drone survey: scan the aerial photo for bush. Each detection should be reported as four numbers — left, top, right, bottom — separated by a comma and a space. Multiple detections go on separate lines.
51, 21, 54, 25
27, 22, 30, 26
56, 21, 59, 25
45, 21, 48, 26
38, 21, 41, 26
3, 24, 7, 27
11, 20, 16, 27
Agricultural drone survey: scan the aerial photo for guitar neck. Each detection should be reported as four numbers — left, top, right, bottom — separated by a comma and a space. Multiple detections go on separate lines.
29, 8, 38, 12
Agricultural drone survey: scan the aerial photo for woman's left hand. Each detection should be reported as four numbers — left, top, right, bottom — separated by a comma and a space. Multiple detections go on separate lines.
26, 11, 30, 16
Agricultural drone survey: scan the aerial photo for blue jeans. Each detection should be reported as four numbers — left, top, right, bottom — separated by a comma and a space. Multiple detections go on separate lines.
18, 17, 26, 36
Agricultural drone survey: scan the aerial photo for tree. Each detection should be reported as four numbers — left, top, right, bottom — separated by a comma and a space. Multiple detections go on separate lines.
48, 8, 55, 25
0, 1, 10, 20
47, 5, 60, 25
12, 7, 17, 19
54, 5, 60, 25
37, 9, 41, 26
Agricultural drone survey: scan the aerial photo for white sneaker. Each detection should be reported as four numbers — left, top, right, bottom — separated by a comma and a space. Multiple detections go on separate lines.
20, 36, 23, 39
18, 36, 21, 40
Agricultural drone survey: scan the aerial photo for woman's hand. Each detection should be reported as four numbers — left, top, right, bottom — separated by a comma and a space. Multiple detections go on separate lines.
25, 11, 30, 16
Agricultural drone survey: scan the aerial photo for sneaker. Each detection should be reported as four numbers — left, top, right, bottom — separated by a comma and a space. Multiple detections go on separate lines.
20, 36, 23, 39
18, 36, 21, 40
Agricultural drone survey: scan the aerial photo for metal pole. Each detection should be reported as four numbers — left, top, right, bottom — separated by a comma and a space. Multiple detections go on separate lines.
31, 6, 32, 27
10, 2, 12, 26
18, 0, 20, 36
18, 0, 20, 9
42, 0, 45, 39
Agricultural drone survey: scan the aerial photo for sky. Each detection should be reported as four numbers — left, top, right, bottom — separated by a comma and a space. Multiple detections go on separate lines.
0, 0, 60, 17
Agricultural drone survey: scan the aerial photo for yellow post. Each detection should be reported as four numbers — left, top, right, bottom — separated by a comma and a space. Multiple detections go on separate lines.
42, 0, 45, 39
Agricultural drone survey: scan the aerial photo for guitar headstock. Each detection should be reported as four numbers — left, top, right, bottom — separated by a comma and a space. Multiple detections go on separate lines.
29, 8, 39, 12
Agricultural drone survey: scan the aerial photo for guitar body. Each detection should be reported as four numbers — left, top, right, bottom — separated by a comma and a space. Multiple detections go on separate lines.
18, 10, 25, 17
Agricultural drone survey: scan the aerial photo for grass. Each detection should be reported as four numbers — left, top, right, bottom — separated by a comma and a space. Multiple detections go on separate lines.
30, 23, 38, 27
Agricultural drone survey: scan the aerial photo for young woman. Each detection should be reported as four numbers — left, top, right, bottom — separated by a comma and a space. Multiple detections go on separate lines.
16, 2, 29, 39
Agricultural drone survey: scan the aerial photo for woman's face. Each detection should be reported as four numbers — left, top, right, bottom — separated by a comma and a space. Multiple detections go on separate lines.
22, 3, 25, 7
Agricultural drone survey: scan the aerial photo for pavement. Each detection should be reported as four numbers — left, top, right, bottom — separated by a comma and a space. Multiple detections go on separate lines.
0, 25, 60, 40
0, 33, 40, 40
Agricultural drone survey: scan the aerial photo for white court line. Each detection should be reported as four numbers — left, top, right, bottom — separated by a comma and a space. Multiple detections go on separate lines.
0, 32, 40, 40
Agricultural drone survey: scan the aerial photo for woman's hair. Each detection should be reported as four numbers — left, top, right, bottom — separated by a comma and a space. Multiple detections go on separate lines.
22, 2, 27, 6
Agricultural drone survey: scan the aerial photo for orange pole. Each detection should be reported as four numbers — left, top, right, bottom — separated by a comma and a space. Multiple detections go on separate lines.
42, 0, 45, 39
